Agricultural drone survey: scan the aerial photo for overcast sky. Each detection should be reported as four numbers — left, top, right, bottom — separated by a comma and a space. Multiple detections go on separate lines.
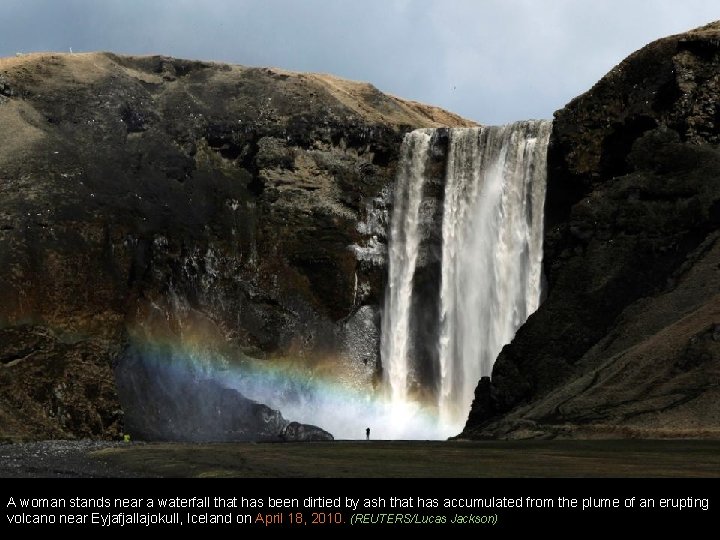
2, 1, 718, 123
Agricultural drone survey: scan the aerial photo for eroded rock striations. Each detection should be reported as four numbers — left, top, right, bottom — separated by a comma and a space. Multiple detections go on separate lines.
462, 21, 720, 439
0, 52, 473, 441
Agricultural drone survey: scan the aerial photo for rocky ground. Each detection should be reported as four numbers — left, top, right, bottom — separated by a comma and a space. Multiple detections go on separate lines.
0, 440, 138, 477
2, 439, 719, 478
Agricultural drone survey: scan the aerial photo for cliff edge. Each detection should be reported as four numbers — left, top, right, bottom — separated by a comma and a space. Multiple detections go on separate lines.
462, 22, 720, 439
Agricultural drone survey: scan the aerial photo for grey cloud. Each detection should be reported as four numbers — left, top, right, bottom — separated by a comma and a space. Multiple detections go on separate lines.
1, 0, 718, 123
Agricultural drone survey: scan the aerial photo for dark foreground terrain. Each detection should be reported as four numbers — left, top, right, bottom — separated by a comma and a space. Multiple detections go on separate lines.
1, 440, 719, 478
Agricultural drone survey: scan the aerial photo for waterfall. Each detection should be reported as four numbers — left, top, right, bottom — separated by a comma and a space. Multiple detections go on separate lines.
381, 120, 552, 437
437, 121, 551, 428
381, 129, 432, 409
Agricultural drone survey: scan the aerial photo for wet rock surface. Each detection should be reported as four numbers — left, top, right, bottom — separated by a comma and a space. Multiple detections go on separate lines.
462, 22, 720, 439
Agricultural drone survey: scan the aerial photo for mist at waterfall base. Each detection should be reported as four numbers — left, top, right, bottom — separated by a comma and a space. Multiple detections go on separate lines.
118, 122, 551, 442
117, 342, 441, 441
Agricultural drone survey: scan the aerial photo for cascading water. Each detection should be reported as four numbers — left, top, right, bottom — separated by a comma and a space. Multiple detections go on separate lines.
437, 122, 551, 429
382, 129, 432, 406
382, 120, 552, 438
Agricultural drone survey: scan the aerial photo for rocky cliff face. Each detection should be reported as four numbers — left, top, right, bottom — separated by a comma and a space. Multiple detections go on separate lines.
462, 22, 720, 439
0, 52, 473, 441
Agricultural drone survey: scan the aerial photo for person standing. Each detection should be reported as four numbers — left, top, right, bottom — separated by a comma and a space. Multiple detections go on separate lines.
366, 427, 370, 440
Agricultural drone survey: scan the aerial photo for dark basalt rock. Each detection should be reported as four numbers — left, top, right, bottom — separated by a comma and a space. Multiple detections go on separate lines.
281, 422, 334, 442
0, 326, 123, 440
461, 21, 720, 439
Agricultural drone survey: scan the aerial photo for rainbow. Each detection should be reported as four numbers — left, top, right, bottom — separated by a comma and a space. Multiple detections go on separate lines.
123, 319, 454, 440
